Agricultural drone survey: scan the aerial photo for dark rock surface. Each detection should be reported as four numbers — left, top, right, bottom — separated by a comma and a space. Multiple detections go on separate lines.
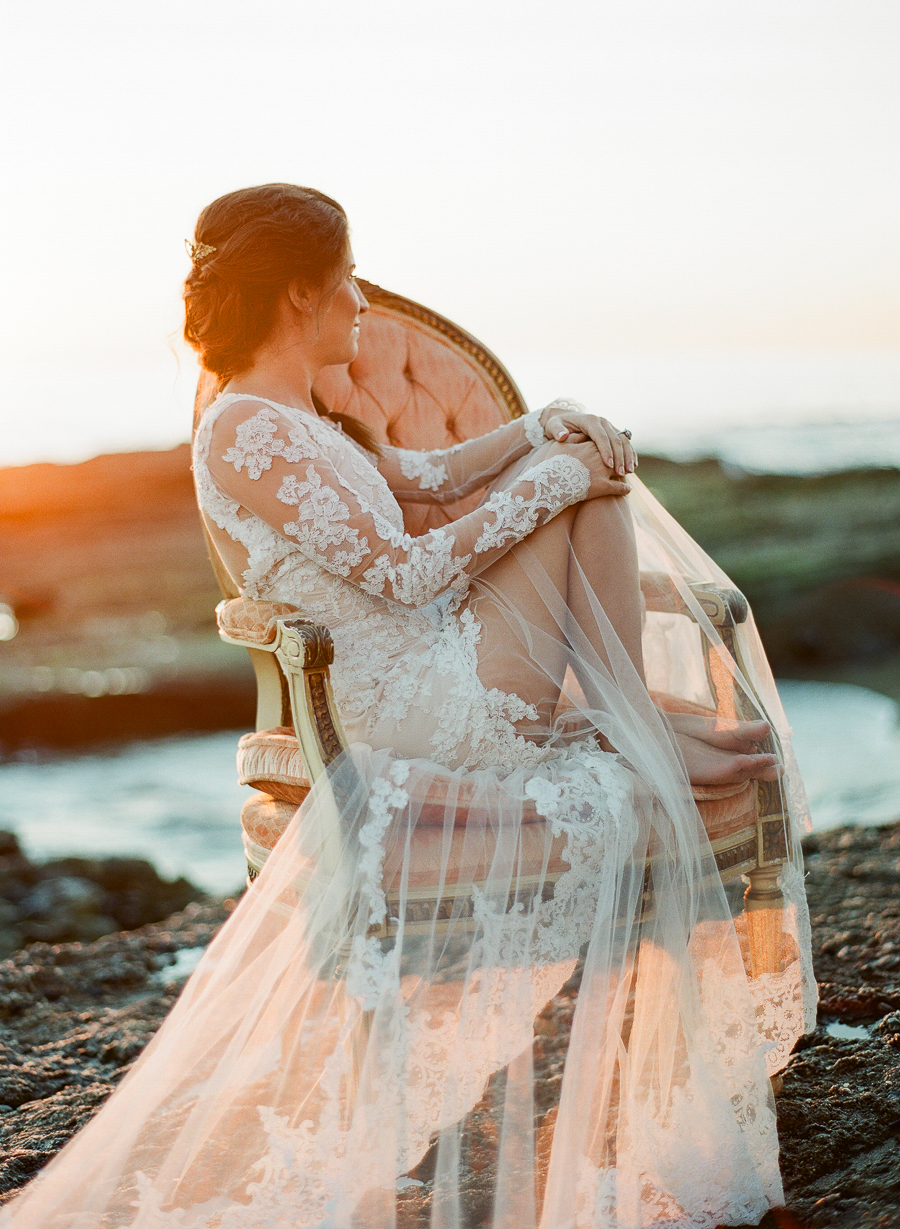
0, 827, 899, 1225
0, 899, 231, 1205
776, 823, 900, 1227
0, 830, 204, 957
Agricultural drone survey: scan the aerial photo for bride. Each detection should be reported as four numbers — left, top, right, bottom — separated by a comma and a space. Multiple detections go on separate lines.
1, 184, 815, 1228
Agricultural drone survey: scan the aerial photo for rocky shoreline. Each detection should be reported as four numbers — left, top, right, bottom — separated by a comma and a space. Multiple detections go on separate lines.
0, 824, 897, 1226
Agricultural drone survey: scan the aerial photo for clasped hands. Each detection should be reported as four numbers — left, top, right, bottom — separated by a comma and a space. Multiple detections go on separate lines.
538, 398, 637, 480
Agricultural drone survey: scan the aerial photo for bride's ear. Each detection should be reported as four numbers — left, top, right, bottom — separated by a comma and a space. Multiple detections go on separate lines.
286, 279, 315, 318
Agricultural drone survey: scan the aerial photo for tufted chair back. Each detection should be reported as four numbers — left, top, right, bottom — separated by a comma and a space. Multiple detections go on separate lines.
194, 280, 527, 541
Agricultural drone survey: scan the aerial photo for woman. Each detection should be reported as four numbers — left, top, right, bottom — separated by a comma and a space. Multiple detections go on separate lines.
1, 184, 815, 1228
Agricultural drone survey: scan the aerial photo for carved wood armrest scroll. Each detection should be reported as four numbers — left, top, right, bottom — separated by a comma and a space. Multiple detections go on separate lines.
273, 621, 349, 784
640, 572, 749, 628
271, 620, 355, 889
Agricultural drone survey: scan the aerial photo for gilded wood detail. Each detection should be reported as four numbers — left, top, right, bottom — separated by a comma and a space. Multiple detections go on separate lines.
306, 670, 344, 767
761, 816, 789, 863
280, 619, 335, 670
714, 837, 759, 875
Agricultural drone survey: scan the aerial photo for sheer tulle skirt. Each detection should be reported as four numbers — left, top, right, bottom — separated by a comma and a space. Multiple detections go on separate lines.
0, 479, 815, 1228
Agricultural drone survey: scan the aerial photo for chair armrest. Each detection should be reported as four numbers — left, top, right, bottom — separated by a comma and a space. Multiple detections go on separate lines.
640, 572, 748, 627
273, 621, 349, 783
216, 597, 301, 647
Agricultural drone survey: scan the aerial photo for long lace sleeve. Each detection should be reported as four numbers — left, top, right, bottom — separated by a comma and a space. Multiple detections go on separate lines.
376, 412, 546, 504
206, 402, 588, 609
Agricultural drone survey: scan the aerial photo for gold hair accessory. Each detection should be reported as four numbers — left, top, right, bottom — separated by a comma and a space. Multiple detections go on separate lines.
185, 239, 217, 265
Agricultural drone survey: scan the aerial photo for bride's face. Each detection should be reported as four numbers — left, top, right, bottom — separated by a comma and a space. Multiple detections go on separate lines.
309, 256, 368, 367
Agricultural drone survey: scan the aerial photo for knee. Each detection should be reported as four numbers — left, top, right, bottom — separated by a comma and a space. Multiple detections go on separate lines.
579, 494, 635, 532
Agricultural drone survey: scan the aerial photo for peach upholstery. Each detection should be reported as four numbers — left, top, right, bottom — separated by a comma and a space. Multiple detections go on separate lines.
218, 598, 301, 645
313, 293, 520, 535
237, 728, 310, 804
236, 699, 756, 858
242, 792, 571, 894
237, 776, 752, 865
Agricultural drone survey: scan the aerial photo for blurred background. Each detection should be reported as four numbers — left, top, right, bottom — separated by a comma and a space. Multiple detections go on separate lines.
1, 0, 899, 921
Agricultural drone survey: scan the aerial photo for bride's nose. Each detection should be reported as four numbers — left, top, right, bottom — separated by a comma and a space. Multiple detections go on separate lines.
355, 282, 369, 313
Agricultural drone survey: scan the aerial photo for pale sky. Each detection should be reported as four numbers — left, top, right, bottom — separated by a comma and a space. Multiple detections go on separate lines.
1, 0, 898, 466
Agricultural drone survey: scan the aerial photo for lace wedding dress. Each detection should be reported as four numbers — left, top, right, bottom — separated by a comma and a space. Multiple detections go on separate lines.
2, 395, 816, 1229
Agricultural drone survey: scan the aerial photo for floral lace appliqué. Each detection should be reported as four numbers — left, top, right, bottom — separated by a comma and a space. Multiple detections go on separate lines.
396, 449, 450, 492
474, 455, 590, 554
278, 467, 369, 576
360, 529, 472, 608
223, 406, 317, 480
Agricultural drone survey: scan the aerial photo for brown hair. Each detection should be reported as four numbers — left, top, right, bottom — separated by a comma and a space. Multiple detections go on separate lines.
184, 183, 380, 454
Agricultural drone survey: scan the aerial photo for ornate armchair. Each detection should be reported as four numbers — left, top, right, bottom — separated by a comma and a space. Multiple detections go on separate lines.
196, 281, 790, 980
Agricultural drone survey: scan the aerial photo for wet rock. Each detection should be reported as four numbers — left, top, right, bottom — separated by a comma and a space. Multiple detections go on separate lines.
0, 898, 231, 1206
0, 831, 204, 957
774, 821, 900, 1228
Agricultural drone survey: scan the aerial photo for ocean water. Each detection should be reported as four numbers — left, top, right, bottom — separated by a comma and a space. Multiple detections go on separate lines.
0, 680, 897, 894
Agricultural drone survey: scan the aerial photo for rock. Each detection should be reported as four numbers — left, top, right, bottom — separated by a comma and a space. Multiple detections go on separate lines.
0, 444, 254, 755
0, 832, 205, 957
764, 577, 900, 669
0, 898, 232, 1206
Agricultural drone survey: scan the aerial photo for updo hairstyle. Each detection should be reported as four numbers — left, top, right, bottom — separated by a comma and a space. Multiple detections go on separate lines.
184, 183, 379, 452
184, 183, 349, 385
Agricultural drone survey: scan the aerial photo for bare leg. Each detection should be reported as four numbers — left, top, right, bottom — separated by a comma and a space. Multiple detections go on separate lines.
466, 505, 578, 732
567, 494, 645, 684
468, 471, 779, 784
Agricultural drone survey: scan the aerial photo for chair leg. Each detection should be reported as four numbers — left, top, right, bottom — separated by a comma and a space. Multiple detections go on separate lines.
744, 864, 784, 978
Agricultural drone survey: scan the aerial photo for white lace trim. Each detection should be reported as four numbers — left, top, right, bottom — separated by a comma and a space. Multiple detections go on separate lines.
521, 410, 546, 449
474, 455, 590, 554
541, 396, 587, 417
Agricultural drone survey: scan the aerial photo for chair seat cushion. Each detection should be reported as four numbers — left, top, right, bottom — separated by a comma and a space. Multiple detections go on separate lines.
238, 699, 756, 831
241, 773, 756, 875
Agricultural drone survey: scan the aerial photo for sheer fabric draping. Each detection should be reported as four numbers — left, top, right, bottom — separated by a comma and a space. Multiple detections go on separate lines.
1, 397, 815, 1229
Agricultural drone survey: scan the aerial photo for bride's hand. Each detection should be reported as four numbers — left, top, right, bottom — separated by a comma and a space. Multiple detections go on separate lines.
542, 440, 630, 499
539, 398, 637, 476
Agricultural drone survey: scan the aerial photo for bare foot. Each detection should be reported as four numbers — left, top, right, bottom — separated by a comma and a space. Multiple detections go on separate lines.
676, 733, 780, 786
665, 712, 770, 754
